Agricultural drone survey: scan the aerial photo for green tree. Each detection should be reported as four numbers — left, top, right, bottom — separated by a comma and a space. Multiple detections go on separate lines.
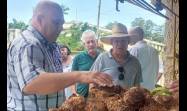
131, 17, 165, 43
105, 21, 118, 30
131, 18, 145, 28
57, 22, 97, 51
151, 25, 164, 42
144, 20, 156, 39
8, 18, 28, 30
61, 4, 70, 15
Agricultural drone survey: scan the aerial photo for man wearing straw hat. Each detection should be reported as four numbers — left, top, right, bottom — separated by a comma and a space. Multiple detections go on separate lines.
90, 23, 142, 89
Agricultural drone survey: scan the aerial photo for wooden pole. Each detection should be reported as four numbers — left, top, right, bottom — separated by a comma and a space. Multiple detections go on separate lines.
96, 0, 101, 40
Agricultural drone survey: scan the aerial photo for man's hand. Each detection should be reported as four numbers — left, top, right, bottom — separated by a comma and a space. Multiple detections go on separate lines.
79, 71, 113, 87
166, 80, 179, 93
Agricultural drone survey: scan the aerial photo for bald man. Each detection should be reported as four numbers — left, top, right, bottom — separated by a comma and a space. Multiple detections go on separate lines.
128, 26, 159, 90
7, 1, 113, 110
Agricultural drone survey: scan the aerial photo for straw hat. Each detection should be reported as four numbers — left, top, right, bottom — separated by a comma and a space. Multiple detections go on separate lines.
100, 23, 132, 45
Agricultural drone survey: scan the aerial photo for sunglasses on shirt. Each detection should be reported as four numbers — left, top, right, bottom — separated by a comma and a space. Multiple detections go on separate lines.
118, 66, 125, 80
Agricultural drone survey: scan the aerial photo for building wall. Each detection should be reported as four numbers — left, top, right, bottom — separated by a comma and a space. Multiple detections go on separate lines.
162, 0, 179, 85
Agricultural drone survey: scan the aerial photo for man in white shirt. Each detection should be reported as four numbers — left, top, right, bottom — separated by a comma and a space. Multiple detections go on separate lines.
128, 26, 159, 90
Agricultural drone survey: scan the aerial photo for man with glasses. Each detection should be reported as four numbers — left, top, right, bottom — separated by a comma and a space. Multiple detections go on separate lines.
90, 23, 142, 89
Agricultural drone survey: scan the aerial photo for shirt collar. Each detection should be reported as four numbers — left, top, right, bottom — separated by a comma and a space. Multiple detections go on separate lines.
134, 40, 147, 46
85, 49, 100, 59
27, 25, 57, 49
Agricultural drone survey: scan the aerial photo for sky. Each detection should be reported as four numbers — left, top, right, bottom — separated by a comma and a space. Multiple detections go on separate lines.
7, 0, 166, 28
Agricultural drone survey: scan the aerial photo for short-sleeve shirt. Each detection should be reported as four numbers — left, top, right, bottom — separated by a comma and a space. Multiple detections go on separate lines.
71, 51, 99, 97
128, 40, 159, 90
90, 49, 142, 88
62, 57, 74, 99
7, 26, 65, 111
62, 56, 73, 72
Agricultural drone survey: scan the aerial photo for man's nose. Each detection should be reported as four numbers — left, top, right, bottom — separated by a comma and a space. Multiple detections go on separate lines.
89, 42, 94, 46
117, 41, 123, 45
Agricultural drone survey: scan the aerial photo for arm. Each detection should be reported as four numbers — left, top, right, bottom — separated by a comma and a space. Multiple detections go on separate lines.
23, 71, 113, 95
154, 50, 160, 83
166, 80, 179, 93
14, 45, 113, 95
23, 72, 81, 95
69, 85, 77, 94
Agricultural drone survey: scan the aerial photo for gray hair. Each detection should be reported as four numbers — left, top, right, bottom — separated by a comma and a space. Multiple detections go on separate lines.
131, 26, 144, 39
81, 30, 97, 43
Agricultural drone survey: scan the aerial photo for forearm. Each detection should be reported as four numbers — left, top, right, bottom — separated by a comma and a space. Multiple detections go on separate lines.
70, 85, 77, 94
89, 83, 95, 89
23, 71, 86, 95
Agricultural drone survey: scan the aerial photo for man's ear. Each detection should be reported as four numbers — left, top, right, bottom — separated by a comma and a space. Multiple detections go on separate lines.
83, 42, 86, 46
37, 15, 44, 26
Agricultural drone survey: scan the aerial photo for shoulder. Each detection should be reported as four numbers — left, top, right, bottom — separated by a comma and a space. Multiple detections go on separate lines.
128, 54, 141, 66
128, 45, 140, 52
9, 34, 39, 53
74, 51, 85, 57
96, 51, 109, 59
72, 51, 86, 61
147, 45, 159, 54
12, 29, 41, 46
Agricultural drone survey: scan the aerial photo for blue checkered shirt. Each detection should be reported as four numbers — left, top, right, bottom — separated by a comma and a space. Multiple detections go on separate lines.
7, 26, 65, 111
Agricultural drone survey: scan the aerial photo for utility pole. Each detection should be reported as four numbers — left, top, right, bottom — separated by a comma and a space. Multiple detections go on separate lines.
76, 8, 78, 21
96, 0, 101, 40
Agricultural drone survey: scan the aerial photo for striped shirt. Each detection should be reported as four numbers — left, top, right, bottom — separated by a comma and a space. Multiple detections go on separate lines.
7, 26, 65, 111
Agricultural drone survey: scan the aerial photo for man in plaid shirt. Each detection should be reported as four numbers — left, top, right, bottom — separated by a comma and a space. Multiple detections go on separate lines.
7, 1, 113, 110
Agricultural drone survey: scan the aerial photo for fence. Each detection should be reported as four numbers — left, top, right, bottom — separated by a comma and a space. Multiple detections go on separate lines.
7, 29, 165, 56
144, 39, 165, 56
7, 29, 21, 48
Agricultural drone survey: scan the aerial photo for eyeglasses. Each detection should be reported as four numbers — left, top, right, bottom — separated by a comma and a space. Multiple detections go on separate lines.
118, 66, 125, 80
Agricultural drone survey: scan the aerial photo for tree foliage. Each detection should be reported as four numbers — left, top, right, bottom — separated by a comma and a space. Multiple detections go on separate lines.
57, 22, 97, 51
61, 4, 70, 15
8, 18, 28, 30
105, 21, 118, 30
131, 17, 165, 43
131, 18, 145, 28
